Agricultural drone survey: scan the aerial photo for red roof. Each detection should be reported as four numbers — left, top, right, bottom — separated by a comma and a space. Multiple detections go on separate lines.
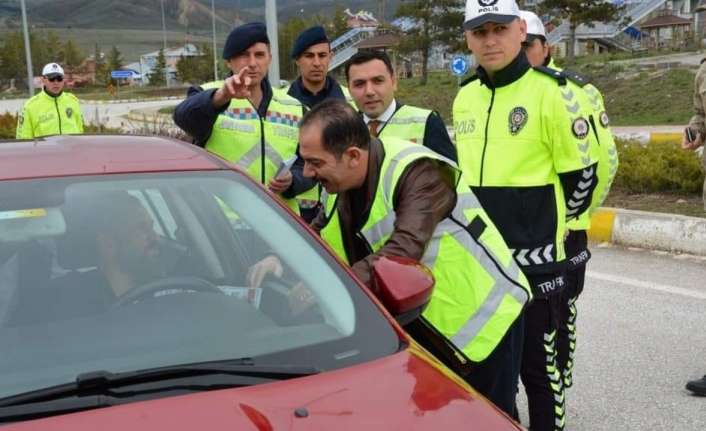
0, 135, 228, 181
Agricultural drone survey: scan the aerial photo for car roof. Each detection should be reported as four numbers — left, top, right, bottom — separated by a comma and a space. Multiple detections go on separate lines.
0, 135, 230, 181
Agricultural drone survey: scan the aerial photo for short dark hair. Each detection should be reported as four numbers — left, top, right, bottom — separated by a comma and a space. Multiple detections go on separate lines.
344, 50, 395, 82
299, 99, 370, 158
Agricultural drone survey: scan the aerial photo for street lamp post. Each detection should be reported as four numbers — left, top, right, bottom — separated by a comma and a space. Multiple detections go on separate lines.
211, 0, 218, 81
20, 0, 34, 95
160, 0, 170, 87
265, 0, 280, 86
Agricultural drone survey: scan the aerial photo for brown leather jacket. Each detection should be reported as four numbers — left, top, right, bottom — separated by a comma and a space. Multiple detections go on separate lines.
311, 138, 456, 291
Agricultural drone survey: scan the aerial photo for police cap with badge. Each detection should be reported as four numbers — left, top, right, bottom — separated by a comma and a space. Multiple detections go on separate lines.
463, 0, 521, 30
223, 22, 270, 60
42, 63, 64, 79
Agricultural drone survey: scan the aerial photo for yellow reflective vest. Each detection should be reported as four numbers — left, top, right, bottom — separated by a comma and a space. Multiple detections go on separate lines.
16, 90, 84, 139
453, 66, 598, 272
200, 81, 317, 213
320, 137, 531, 362
377, 104, 431, 144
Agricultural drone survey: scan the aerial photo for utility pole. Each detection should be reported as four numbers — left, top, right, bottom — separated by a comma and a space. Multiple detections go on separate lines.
160, 0, 170, 87
20, 0, 34, 95
211, 0, 218, 81
265, 0, 280, 86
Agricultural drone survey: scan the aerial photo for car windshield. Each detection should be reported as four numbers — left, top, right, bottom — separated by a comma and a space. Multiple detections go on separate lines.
0, 171, 399, 399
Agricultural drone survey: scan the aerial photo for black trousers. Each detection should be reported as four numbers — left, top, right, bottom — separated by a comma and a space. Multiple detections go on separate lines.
463, 314, 525, 417
521, 276, 565, 431
405, 315, 524, 418
557, 230, 589, 389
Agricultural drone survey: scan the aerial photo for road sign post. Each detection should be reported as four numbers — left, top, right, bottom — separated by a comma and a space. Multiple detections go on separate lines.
110, 71, 132, 98
450, 55, 469, 86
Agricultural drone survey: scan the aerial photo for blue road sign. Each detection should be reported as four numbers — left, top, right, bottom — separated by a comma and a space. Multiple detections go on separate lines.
450, 56, 469, 76
111, 70, 133, 79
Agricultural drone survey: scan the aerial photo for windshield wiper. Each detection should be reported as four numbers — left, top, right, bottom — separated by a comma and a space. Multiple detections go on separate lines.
0, 358, 319, 409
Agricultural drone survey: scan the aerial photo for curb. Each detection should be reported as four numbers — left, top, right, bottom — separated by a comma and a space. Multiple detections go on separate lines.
612, 131, 682, 144
588, 207, 706, 256
124, 110, 173, 123
78, 96, 181, 105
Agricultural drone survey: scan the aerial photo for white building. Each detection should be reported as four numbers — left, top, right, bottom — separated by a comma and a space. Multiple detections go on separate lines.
139, 44, 202, 85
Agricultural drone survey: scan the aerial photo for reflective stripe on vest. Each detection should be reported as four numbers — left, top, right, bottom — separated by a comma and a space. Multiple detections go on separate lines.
378, 105, 430, 144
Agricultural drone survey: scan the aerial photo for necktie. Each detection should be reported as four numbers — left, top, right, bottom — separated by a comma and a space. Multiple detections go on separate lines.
368, 119, 380, 137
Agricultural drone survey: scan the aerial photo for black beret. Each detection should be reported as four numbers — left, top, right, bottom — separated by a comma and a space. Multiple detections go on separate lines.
223, 22, 270, 60
291, 25, 329, 59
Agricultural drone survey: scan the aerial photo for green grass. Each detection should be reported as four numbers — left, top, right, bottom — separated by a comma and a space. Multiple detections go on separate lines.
159, 106, 177, 114
394, 65, 696, 127
578, 66, 695, 126
396, 72, 460, 124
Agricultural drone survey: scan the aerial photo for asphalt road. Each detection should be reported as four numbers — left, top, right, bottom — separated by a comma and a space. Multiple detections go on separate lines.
517, 244, 706, 430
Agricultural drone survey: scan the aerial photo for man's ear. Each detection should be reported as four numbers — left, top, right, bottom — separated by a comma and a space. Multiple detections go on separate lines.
344, 146, 363, 167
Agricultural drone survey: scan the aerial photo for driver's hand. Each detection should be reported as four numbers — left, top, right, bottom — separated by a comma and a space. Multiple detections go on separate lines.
247, 255, 283, 288
287, 282, 316, 316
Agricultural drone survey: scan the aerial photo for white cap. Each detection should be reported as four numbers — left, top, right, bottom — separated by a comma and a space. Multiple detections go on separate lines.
42, 63, 64, 77
520, 10, 546, 38
464, 0, 521, 31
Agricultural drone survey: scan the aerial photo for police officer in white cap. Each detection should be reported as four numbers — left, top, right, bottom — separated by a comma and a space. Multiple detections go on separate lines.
16, 62, 84, 139
454, 1, 599, 429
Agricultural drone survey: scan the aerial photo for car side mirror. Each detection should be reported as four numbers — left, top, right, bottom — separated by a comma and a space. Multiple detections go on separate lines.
372, 255, 435, 325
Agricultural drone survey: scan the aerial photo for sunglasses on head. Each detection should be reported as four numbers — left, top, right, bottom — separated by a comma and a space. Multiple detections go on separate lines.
46, 76, 63, 82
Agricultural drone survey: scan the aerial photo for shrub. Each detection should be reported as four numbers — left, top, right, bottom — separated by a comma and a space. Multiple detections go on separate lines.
613, 139, 704, 194
0, 112, 17, 139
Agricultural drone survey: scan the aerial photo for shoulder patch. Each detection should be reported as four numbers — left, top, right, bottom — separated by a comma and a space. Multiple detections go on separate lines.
533, 66, 566, 86
459, 74, 479, 87
561, 69, 590, 87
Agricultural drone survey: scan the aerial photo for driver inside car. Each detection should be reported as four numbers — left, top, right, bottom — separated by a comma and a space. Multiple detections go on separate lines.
42, 192, 169, 319
38, 191, 316, 322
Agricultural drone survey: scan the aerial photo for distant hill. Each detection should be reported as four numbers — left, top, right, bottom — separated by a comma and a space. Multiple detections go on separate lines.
0, 0, 402, 33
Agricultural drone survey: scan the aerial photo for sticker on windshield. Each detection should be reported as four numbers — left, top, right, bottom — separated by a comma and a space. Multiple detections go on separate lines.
0, 208, 48, 220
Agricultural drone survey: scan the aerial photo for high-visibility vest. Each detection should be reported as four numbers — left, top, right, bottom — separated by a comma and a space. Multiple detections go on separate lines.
16, 90, 84, 139
200, 81, 317, 213
320, 137, 531, 362
453, 67, 598, 271
377, 105, 430, 144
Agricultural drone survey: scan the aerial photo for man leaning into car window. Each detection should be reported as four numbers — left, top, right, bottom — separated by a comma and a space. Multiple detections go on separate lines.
249, 99, 532, 416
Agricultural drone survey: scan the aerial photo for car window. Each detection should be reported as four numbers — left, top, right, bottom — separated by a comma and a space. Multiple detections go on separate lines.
0, 172, 399, 400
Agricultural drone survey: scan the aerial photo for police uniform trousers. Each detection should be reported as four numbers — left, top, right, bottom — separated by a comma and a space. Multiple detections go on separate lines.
521, 273, 566, 431
557, 230, 589, 390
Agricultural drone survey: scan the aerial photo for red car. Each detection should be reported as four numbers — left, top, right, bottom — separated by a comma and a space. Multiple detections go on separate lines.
0, 135, 523, 430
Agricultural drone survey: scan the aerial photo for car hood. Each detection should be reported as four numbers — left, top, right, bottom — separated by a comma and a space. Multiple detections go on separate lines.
4, 346, 522, 430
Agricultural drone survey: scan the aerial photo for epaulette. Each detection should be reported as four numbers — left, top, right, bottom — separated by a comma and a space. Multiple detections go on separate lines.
532, 65, 566, 85
459, 74, 479, 87
560, 69, 591, 88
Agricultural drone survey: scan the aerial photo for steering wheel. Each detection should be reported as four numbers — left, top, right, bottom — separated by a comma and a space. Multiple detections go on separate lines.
114, 276, 223, 307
